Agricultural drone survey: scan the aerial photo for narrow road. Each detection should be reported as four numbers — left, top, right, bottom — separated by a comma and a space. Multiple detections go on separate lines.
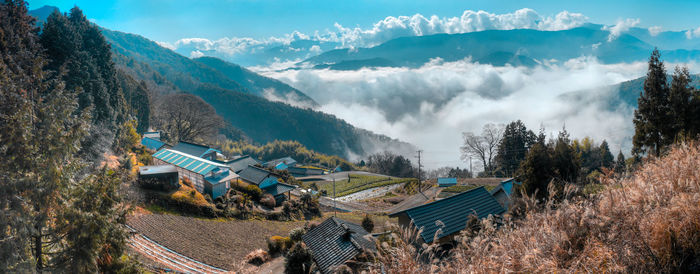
127, 226, 229, 273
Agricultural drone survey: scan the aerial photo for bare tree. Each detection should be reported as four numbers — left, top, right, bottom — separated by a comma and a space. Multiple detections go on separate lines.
152, 93, 223, 143
461, 123, 504, 176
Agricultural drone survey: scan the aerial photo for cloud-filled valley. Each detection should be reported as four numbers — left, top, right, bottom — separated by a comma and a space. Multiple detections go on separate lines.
255, 57, 680, 169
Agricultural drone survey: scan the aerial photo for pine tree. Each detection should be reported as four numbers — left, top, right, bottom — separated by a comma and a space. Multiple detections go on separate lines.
669, 66, 693, 138
552, 128, 579, 184
633, 49, 672, 157
518, 142, 553, 199
615, 150, 626, 174
599, 140, 614, 169
495, 120, 536, 177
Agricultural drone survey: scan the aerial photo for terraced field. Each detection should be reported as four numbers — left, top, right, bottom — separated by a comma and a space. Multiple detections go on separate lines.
314, 174, 418, 197
127, 214, 306, 270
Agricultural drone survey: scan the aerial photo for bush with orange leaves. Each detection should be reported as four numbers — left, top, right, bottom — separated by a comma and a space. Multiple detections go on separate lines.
371, 142, 700, 273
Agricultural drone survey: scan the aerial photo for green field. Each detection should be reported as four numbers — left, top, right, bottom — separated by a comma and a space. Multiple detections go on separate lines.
313, 174, 417, 197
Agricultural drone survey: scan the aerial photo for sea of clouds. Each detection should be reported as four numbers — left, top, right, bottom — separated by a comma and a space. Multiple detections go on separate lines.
254, 57, 679, 170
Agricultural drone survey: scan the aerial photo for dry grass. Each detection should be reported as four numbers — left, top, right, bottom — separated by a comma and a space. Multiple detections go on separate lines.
169, 183, 209, 207
370, 142, 700, 273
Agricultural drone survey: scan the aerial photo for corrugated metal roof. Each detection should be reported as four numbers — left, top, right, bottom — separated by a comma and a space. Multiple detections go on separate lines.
437, 177, 458, 186
261, 182, 296, 196
264, 156, 297, 168
141, 137, 166, 151
238, 165, 276, 186
302, 217, 375, 274
390, 186, 504, 243
153, 149, 228, 175
138, 165, 177, 175
171, 141, 221, 158
219, 155, 260, 173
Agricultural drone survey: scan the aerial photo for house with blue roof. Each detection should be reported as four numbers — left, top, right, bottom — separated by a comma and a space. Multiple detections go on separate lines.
141, 137, 167, 151
152, 148, 238, 199
389, 186, 505, 244
437, 177, 458, 187
490, 178, 522, 210
216, 155, 261, 173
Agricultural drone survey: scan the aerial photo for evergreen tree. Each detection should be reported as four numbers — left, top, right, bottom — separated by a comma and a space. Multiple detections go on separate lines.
669, 66, 693, 137
0, 2, 132, 271
551, 128, 579, 184
518, 143, 553, 199
40, 7, 126, 127
615, 150, 626, 174
633, 49, 673, 157
495, 120, 536, 177
599, 140, 614, 169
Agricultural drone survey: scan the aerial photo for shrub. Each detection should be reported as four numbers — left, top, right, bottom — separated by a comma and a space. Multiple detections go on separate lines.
361, 215, 374, 233
245, 249, 270, 266
268, 236, 292, 255
289, 227, 306, 242
285, 242, 313, 274
243, 184, 263, 202
261, 193, 276, 208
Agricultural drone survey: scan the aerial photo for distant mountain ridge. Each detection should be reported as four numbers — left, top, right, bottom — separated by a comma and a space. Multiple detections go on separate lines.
302, 27, 700, 69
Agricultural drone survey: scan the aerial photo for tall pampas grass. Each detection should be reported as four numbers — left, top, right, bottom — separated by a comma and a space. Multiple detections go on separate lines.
371, 142, 700, 273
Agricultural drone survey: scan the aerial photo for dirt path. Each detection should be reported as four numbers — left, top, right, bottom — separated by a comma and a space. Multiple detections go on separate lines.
127, 227, 228, 273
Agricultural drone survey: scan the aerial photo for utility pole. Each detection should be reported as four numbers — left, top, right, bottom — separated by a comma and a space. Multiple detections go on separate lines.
469, 156, 473, 178
333, 174, 336, 217
416, 150, 423, 194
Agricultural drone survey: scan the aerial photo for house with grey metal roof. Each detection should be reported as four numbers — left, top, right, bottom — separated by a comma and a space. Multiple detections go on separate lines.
263, 156, 298, 168
389, 186, 505, 244
217, 155, 260, 173
238, 165, 295, 202
171, 141, 223, 161
302, 217, 376, 274
152, 148, 238, 199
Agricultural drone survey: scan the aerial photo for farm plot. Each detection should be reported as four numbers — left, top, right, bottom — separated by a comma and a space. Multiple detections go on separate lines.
127, 214, 306, 270
314, 174, 417, 198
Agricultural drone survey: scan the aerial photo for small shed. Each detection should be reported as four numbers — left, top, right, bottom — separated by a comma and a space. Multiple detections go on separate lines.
138, 165, 179, 190
437, 177, 458, 187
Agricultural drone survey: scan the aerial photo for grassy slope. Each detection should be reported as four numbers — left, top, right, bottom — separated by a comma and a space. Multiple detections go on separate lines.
374, 142, 700, 273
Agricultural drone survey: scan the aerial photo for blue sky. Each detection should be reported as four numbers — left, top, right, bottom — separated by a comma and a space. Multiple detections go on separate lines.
28, 0, 700, 43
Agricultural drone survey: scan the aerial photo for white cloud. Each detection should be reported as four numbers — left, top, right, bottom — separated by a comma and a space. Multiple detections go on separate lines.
648, 26, 662, 37
156, 41, 176, 50
602, 18, 640, 41
309, 45, 322, 54
162, 8, 589, 64
189, 50, 204, 58
260, 57, 651, 169
685, 27, 700, 39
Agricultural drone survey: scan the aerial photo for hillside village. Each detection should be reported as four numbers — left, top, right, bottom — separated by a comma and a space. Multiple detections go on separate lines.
2, 1, 700, 273
130, 130, 525, 273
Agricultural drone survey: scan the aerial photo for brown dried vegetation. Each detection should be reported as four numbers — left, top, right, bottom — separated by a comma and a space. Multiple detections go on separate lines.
371, 142, 700, 273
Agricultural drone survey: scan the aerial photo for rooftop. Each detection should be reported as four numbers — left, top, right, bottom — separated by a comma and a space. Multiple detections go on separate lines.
219, 155, 260, 173
238, 165, 276, 185
171, 141, 221, 158
264, 156, 297, 168
261, 182, 296, 196
302, 217, 375, 274
153, 149, 229, 176
141, 137, 167, 151
389, 186, 505, 243
139, 164, 177, 175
